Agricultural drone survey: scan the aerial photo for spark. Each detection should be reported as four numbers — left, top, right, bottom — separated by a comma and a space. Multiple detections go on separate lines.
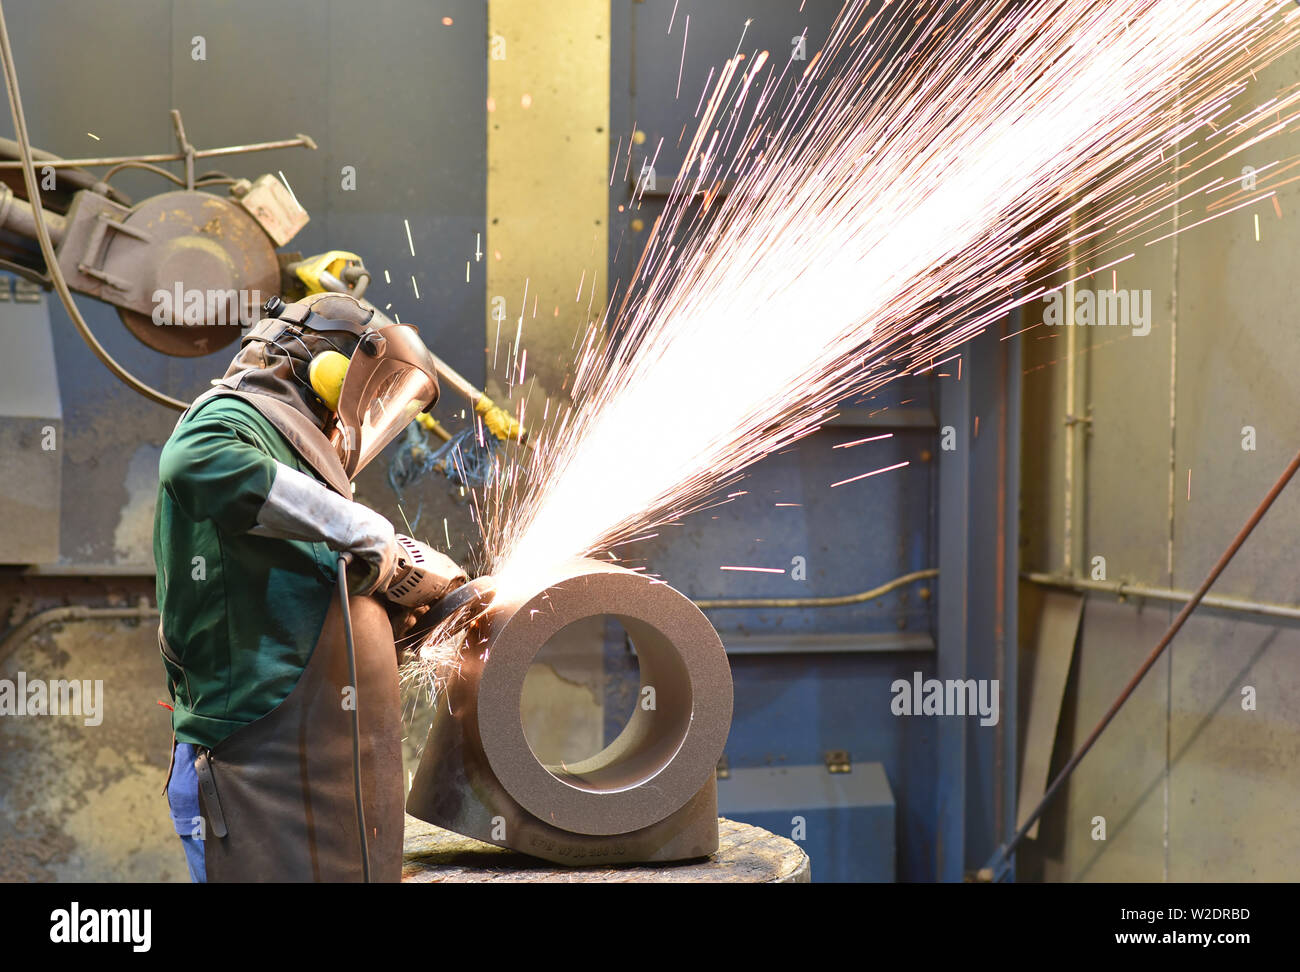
404, 218, 415, 256
396, 503, 414, 536
1144, 191, 1275, 245
831, 461, 911, 489
720, 565, 786, 574
482, 0, 1300, 590
276, 171, 302, 211
834, 433, 893, 449
678, 15, 690, 99
412, 0, 1300, 684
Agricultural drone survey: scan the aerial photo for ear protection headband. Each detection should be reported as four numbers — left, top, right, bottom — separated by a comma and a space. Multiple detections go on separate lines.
246, 295, 375, 410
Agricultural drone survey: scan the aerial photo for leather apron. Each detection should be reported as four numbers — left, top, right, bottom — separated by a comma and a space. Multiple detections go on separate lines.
194, 593, 404, 882
170, 378, 403, 881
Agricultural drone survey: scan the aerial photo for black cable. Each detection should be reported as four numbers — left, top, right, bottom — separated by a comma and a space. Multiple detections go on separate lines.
336, 553, 371, 883
102, 159, 185, 186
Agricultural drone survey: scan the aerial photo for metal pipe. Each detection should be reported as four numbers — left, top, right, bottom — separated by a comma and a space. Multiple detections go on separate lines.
0, 600, 158, 667
692, 568, 937, 610
0, 134, 317, 169
1023, 571, 1300, 622
0, 182, 65, 244
1063, 230, 1077, 577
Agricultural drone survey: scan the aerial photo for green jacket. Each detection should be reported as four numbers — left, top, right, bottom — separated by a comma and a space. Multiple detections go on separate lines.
154, 396, 340, 749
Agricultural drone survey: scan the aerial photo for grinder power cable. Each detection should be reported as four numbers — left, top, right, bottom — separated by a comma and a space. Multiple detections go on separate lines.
336, 552, 371, 883
335, 537, 469, 882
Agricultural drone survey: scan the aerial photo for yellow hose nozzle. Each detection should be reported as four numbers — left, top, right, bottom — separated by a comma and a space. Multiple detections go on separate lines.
475, 395, 525, 443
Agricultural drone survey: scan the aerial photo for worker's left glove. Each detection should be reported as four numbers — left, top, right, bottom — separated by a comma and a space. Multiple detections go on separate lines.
385, 601, 433, 654
249, 461, 401, 595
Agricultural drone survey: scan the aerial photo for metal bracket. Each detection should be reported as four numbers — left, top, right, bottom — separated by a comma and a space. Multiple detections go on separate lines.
75, 210, 152, 291
824, 749, 852, 773
170, 109, 196, 190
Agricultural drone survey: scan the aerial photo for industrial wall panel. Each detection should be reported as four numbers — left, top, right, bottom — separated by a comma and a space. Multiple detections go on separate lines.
1021, 47, 1300, 883
608, 0, 945, 881
718, 763, 896, 882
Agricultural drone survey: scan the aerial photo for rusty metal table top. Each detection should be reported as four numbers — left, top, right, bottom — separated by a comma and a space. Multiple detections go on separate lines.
402, 815, 810, 883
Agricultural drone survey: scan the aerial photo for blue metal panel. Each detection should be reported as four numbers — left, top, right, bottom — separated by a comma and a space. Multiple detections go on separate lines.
936, 356, 972, 881
636, 421, 936, 638
936, 313, 1023, 880
718, 763, 896, 882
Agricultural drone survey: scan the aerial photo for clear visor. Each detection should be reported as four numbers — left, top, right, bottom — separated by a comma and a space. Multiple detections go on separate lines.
333, 324, 440, 477
349, 366, 434, 474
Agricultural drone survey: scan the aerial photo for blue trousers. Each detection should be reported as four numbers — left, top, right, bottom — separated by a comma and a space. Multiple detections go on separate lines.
168, 741, 207, 883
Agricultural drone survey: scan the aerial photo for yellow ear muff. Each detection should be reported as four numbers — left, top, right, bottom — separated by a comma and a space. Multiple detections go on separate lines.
308, 350, 350, 411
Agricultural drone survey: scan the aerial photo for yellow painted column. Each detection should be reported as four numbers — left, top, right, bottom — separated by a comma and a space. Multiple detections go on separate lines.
485, 0, 610, 424
485, 0, 611, 762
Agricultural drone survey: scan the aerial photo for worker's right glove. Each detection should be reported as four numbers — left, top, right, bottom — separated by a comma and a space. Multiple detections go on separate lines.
249, 461, 400, 595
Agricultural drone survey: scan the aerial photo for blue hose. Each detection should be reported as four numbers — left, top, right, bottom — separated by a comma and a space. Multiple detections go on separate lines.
388, 421, 499, 510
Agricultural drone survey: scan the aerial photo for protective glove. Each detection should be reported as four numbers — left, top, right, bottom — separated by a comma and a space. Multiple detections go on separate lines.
249, 461, 400, 595
385, 600, 433, 656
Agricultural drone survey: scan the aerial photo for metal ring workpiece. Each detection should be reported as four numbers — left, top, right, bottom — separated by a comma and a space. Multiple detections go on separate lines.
470, 558, 733, 837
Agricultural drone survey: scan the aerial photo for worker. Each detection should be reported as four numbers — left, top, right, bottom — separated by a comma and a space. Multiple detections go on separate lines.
153, 292, 458, 883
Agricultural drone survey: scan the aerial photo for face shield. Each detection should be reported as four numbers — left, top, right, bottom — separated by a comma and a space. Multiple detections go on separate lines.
331, 323, 440, 478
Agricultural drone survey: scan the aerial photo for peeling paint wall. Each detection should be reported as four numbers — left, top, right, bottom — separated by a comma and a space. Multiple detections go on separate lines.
0, 620, 180, 882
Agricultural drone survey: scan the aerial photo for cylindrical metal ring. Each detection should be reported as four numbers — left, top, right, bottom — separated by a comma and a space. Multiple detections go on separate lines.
473, 558, 733, 837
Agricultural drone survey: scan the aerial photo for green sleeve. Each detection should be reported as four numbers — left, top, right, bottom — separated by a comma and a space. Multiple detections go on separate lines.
158, 405, 279, 534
